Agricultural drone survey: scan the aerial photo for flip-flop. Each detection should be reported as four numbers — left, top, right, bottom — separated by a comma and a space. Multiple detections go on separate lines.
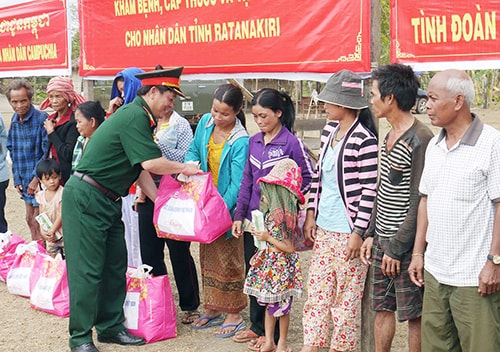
248, 336, 266, 351
190, 315, 224, 330
181, 310, 201, 325
233, 328, 259, 343
214, 320, 246, 338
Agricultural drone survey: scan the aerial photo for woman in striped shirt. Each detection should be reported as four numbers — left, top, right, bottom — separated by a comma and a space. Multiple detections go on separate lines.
301, 70, 378, 352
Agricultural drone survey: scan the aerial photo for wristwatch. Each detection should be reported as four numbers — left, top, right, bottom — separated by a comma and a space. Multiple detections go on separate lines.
487, 254, 500, 264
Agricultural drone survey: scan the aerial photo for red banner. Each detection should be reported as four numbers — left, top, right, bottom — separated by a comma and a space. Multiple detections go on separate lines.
391, 0, 500, 70
79, 0, 370, 77
0, 0, 70, 77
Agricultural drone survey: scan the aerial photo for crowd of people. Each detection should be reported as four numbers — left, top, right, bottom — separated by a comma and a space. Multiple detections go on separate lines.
1, 64, 499, 352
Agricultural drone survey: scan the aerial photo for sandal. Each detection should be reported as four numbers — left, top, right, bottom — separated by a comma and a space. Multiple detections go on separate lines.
181, 310, 201, 325
214, 320, 246, 338
232, 328, 259, 343
248, 336, 266, 351
191, 315, 224, 330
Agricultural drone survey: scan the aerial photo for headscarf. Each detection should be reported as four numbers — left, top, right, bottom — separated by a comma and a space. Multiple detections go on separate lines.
110, 67, 144, 104
39, 77, 87, 111
259, 182, 298, 241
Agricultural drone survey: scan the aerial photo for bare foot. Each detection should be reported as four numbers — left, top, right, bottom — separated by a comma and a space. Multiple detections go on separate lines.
191, 309, 222, 328
214, 313, 245, 337
300, 346, 319, 352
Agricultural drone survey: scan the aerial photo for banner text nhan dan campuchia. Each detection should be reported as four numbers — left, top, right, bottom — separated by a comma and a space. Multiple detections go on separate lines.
0, 0, 70, 77
391, 0, 500, 70
79, 0, 371, 77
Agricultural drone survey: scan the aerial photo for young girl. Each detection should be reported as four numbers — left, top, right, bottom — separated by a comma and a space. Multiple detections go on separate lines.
244, 158, 304, 352
35, 158, 64, 258
233, 88, 314, 350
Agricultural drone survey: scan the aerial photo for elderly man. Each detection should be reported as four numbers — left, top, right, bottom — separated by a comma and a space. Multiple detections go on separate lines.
62, 66, 200, 352
6, 78, 49, 240
409, 69, 500, 351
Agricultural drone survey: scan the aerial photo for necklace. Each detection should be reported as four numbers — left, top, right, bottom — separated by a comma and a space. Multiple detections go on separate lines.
333, 129, 344, 142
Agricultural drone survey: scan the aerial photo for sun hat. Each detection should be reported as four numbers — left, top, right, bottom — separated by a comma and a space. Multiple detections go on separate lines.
316, 69, 368, 109
257, 159, 305, 204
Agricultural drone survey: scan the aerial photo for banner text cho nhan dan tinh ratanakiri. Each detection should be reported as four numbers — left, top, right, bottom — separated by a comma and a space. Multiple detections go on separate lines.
0, 0, 70, 76
78, 0, 371, 76
391, 0, 500, 69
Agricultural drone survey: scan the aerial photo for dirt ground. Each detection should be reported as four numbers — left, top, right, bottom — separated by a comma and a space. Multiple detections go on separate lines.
0, 94, 498, 351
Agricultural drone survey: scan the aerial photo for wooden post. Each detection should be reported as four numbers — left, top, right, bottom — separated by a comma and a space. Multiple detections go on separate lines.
82, 79, 94, 101
360, 0, 381, 351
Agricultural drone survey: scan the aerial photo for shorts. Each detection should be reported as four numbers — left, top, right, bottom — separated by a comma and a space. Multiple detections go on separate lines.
258, 297, 293, 317
21, 194, 39, 207
370, 237, 423, 322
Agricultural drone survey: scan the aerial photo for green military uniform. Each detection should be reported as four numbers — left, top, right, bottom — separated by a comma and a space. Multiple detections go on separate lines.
62, 96, 161, 348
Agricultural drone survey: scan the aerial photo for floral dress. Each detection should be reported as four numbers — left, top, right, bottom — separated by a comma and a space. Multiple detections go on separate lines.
244, 212, 303, 304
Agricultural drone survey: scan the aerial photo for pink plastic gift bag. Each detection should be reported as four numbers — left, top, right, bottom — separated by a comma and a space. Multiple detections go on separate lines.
123, 265, 177, 343
6, 241, 44, 297
29, 253, 69, 317
0, 232, 26, 282
153, 173, 232, 244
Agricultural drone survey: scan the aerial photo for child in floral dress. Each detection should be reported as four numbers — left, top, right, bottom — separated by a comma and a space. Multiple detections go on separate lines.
244, 159, 304, 352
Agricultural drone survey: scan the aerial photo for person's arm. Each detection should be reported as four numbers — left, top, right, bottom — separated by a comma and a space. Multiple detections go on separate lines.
47, 120, 79, 163
31, 118, 49, 181
294, 137, 315, 194
140, 157, 200, 177
136, 170, 158, 202
360, 196, 378, 265
6, 127, 21, 187
232, 149, 253, 238
233, 148, 253, 222
47, 213, 62, 242
408, 195, 428, 287
108, 96, 123, 116
478, 202, 500, 296
253, 229, 295, 253
350, 137, 378, 233
386, 136, 430, 260
219, 138, 248, 211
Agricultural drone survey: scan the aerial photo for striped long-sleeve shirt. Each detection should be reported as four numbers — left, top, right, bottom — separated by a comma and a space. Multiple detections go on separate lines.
307, 120, 378, 234
367, 118, 434, 259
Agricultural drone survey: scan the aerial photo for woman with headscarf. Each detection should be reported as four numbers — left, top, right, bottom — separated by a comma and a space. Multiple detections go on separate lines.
40, 77, 86, 184
107, 67, 144, 116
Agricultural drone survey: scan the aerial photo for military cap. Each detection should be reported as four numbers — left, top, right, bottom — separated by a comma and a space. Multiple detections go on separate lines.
135, 66, 185, 97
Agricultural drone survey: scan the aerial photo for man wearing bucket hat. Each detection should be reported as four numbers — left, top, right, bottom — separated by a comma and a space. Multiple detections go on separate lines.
360, 64, 434, 352
301, 70, 378, 352
62, 66, 200, 352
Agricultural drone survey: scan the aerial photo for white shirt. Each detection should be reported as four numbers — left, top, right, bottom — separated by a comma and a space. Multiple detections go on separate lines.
419, 117, 500, 286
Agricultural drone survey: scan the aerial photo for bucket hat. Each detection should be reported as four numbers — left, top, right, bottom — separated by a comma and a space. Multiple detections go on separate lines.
316, 70, 367, 109
257, 159, 305, 204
